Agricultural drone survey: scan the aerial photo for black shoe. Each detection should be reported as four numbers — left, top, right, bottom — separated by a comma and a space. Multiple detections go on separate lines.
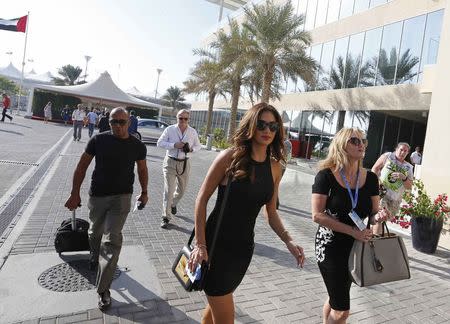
98, 290, 111, 311
160, 218, 169, 229
171, 206, 177, 215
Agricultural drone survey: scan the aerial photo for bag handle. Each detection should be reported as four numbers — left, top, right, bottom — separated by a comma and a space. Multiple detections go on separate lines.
187, 174, 233, 263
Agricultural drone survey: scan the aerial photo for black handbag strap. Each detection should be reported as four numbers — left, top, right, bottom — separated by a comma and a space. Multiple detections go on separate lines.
188, 174, 233, 263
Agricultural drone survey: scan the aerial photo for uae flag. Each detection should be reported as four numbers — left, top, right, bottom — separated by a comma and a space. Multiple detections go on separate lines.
0, 16, 27, 33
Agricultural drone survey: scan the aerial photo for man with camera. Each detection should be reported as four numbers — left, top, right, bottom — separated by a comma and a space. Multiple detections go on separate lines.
157, 109, 201, 228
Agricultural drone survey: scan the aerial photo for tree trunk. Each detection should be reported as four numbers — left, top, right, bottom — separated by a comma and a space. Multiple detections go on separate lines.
227, 80, 241, 143
336, 111, 346, 131
261, 64, 274, 103
205, 91, 216, 136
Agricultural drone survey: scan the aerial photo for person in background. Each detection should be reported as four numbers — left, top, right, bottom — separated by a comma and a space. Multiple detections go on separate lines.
72, 104, 86, 141
86, 107, 98, 137
128, 110, 138, 136
276, 135, 292, 209
1, 93, 13, 122
371, 142, 413, 234
311, 127, 388, 324
64, 107, 148, 311
157, 109, 201, 228
188, 103, 305, 323
97, 111, 110, 133
61, 105, 71, 126
410, 146, 422, 168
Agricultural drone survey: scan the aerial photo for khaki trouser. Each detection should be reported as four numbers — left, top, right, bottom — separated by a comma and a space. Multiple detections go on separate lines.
88, 194, 132, 293
162, 156, 191, 219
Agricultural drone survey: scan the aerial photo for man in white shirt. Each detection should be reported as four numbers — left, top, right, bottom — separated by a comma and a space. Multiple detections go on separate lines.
72, 104, 87, 141
157, 109, 201, 228
410, 146, 422, 166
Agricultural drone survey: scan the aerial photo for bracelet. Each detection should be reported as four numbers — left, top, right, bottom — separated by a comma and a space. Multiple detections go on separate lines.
196, 243, 207, 250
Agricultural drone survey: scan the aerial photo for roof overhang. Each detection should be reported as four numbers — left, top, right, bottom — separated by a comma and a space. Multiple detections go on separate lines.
204, 0, 250, 11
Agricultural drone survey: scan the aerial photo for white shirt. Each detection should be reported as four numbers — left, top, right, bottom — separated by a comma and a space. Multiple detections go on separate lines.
410, 151, 422, 165
157, 124, 201, 159
72, 109, 86, 121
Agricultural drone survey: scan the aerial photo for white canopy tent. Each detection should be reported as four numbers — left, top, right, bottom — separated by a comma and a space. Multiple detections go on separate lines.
27, 71, 165, 115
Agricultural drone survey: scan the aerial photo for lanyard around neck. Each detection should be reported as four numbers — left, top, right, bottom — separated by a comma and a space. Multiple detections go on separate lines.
339, 168, 360, 210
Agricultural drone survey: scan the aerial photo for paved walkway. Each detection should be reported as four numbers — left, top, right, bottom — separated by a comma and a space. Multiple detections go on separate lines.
1, 117, 450, 323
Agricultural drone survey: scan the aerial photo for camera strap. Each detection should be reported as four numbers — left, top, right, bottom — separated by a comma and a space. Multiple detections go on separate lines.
176, 154, 188, 176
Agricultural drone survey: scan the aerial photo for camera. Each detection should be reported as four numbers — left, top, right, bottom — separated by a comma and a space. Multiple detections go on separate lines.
182, 142, 190, 153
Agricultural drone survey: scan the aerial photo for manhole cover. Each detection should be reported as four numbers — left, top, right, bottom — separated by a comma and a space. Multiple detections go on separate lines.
38, 260, 121, 292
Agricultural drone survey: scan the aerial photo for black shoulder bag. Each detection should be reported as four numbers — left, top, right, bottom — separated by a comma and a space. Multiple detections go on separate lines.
172, 175, 232, 291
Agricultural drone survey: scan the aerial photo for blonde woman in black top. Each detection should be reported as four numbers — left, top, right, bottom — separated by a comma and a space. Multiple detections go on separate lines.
311, 127, 389, 324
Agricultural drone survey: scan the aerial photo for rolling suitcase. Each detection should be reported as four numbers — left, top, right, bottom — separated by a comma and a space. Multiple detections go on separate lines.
54, 210, 91, 254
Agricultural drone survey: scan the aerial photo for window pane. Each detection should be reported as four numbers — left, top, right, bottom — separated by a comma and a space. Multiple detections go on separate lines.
369, 0, 386, 8
420, 10, 444, 76
305, 0, 318, 30
345, 32, 364, 88
298, 0, 308, 17
309, 44, 323, 90
318, 40, 335, 90
330, 36, 349, 89
359, 27, 382, 87
396, 14, 426, 84
376, 21, 402, 85
353, 0, 369, 14
339, 0, 354, 19
327, 0, 341, 24
315, 0, 329, 28
285, 78, 298, 94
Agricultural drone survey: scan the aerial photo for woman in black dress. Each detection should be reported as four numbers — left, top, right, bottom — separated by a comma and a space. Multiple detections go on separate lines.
189, 103, 305, 324
311, 128, 389, 324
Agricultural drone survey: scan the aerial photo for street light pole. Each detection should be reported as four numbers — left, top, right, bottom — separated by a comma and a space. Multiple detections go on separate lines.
84, 55, 92, 82
154, 68, 162, 98
155, 68, 163, 119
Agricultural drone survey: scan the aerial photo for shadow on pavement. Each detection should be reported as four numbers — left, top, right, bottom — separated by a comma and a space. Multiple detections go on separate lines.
254, 242, 315, 272
409, 256, 450, 280
0, 129, 24, 136
176, 214, 194, 225
277, 205, 311, 220
168, 223, 192, 235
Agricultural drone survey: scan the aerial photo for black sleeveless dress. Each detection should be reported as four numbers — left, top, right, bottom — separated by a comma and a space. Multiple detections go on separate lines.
204, 155, 274, 296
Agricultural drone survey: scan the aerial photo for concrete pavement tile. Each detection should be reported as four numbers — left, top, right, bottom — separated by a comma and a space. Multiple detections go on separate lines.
57, 312, 88, 323
88, 308, 104, 320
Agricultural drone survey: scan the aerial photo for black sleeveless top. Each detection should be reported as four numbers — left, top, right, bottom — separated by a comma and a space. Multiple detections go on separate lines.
205, 154, 274, 248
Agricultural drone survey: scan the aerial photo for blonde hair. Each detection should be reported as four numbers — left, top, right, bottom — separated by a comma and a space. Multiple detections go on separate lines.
319, 127, 366, 172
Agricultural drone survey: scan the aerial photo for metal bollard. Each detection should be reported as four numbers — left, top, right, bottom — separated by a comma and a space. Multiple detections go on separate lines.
206, 134, 214, 151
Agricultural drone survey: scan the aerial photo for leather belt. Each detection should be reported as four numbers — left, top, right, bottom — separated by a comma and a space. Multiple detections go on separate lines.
169, 156, 188, 162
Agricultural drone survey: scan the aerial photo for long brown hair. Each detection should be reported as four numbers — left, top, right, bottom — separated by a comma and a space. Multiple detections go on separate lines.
227, 102, 285, 179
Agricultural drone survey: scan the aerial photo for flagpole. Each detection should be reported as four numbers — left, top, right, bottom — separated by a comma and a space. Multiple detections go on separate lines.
16, 11, 30, 115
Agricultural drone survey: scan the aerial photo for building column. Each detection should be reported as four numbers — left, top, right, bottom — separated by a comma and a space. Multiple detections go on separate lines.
421, 2, 450, 247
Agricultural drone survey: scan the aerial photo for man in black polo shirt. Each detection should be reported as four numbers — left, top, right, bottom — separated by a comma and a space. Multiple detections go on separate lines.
65, 107, 148, 311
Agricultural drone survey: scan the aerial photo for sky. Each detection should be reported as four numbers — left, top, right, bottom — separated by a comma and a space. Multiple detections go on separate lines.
1, 0, 232, 99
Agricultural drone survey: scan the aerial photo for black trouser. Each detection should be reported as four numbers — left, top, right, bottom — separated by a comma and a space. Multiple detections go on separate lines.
1, 108, 12, 121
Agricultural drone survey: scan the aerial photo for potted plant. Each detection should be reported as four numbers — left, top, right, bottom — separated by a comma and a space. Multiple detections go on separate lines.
396, 179, 450, 254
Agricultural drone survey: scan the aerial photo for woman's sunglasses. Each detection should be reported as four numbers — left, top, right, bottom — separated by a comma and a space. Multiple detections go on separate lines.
256, 120, 279, 132
109, 119, 128, 126
348, 137, 368, 146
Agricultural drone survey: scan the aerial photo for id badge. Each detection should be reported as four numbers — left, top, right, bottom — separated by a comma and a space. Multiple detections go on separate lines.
349, 210, 366, 231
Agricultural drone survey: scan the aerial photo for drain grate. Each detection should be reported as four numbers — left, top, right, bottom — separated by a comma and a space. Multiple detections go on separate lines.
38, 260, 121, 292
0, 160, 39, 166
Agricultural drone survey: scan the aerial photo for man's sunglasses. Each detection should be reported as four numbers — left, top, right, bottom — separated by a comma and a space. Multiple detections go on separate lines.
256, 120, 279, 132
178, 117, 189, 121
348, 137, 368, 146
109, 119, 128, 126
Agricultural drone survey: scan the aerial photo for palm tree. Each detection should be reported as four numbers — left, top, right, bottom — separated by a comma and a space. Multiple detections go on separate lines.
243, 0, 317, 103
212, 19, 253, 141
52, 65, 83, 85
184, 53, 226, 137
376, 48, 419, 85
161, 86, 186, 113
324, 54, 374, 131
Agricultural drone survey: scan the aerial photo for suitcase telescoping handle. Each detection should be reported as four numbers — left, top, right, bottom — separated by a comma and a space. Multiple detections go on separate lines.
71, 210, 76, 231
